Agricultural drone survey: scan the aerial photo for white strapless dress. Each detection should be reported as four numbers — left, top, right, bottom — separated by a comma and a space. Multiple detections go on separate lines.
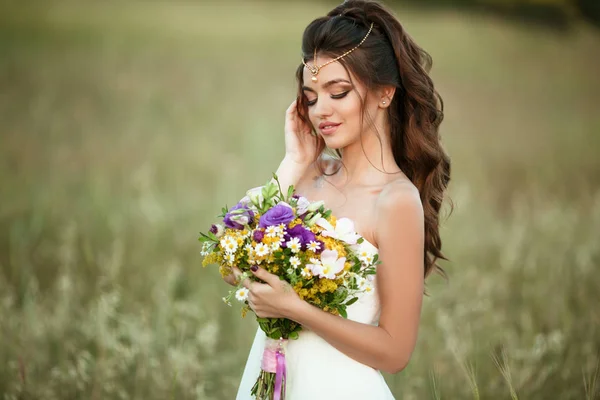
235, 239, 395, 400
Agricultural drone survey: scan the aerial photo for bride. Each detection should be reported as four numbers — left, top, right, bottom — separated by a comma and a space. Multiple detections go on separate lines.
226, 1, 451, 398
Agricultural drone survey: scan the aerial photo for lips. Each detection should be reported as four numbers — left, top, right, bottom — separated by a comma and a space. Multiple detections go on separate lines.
318, 121, 341, 135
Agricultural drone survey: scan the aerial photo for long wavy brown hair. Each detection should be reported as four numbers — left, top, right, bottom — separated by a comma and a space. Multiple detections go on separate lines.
295, 0, 451, 278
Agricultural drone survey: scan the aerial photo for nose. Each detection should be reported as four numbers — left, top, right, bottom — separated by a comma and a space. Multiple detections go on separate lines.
311, 96, 333, 120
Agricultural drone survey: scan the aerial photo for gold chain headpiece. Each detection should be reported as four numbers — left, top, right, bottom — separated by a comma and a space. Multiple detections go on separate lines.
302, 22, 374, 83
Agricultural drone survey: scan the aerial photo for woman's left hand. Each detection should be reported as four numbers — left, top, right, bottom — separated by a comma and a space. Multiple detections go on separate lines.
243, 266, 302, 320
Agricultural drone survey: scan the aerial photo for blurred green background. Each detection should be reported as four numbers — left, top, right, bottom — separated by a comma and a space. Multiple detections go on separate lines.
1, 1, 599, 399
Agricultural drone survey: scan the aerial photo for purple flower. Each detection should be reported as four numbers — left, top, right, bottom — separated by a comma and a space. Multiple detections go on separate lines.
284, 224, 316, 250
223, 203, 255, 230
253, 230, 264, 243
259, 204, 294, 228
209, 224, 218, 234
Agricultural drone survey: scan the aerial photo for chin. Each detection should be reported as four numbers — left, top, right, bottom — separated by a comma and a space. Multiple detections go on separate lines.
322, 135, 354, 150
322, 138, 345, 150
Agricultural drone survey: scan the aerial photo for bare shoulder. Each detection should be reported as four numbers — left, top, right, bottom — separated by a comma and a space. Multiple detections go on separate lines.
376, 178, 422, 215
374, 178, 424, 240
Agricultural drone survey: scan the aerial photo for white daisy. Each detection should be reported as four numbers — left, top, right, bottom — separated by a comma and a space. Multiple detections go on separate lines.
255, 243, 270, 257
287, 237, 302, 253
289, 256, 302, 269
224, 253, 235, 265
359, 254, 375, 266
358, 276, 368, 290
265, 226, 278, 238
307, 241, 322, 252
220, 236, 238, 254
235, 288, 249, 302
271, 239, 282, 252
300, 266, 314, 278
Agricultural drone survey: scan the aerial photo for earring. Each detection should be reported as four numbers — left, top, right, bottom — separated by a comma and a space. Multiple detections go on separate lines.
382, 100, 387, 105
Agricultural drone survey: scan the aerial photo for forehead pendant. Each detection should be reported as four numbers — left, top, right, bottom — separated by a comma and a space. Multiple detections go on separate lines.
310, 66, 319, 82
301, 22, 374, 85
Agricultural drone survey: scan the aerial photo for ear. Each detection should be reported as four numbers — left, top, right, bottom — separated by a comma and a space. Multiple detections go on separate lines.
378, 85, 396, 109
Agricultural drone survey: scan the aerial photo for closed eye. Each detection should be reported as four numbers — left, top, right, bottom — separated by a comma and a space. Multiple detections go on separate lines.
306, 90, 350, 107
331, 90, 350, 99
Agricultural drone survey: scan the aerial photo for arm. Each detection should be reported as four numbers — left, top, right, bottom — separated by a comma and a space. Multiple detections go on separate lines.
248, 183, 425, 374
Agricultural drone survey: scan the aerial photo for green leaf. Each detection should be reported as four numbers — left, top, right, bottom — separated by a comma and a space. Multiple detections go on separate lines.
288, 331, 299, 340
207, 231, 218, 241
338, 306, 347, 319
344, 297, 359, 306
268, 329, 282, 340
262, 185, 270, 201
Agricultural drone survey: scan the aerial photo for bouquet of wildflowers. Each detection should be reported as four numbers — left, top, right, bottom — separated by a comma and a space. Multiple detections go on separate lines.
199, 175, 379, 400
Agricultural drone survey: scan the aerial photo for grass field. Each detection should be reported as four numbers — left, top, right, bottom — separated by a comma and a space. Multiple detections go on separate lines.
1, 1, 599, 399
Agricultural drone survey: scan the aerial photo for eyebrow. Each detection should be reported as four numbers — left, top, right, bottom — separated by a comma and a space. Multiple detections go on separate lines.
302, 78, 352, 92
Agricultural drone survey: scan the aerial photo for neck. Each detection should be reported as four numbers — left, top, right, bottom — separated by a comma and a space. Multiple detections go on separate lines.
335, 119, 400, 186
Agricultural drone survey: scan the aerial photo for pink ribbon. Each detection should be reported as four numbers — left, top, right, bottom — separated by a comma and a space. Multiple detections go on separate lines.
261, 339, 287, 400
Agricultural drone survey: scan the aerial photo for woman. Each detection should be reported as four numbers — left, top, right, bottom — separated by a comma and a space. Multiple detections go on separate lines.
228, 1, 451, 398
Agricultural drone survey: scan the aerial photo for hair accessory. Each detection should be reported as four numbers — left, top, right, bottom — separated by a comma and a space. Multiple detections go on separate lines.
302, 22, 374, 83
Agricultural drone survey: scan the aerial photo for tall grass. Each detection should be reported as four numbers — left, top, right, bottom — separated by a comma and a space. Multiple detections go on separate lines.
0, 1, 599, 399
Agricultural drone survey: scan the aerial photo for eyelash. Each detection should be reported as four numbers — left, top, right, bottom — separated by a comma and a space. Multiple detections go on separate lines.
306, 90, 350, 106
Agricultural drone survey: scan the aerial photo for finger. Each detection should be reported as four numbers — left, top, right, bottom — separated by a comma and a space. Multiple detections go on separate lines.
287, 99, 297, 111
286, 100, 297, 117
250, 266, 280, 287
231, 267, 243, 283
241, 276, 253, 290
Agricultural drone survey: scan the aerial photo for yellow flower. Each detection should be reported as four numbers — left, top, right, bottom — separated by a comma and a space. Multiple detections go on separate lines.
241, 306, 250, 318
219, 264, 232, 277
321, 237, 347, 257
313, 279, 338, 293
202, 252, 222, 267
327, 215, 337, 227
310, 225, 323, 234
288, 218, 303, 228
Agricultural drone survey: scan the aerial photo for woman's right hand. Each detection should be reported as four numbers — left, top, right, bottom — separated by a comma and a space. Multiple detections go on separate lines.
284, 99, 319, 166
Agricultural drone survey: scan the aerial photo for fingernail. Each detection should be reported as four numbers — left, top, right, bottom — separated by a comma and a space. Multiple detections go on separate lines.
250, 266, 258, 272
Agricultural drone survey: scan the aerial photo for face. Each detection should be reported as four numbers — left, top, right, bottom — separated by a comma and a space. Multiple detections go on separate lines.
301, 56, 382, 150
